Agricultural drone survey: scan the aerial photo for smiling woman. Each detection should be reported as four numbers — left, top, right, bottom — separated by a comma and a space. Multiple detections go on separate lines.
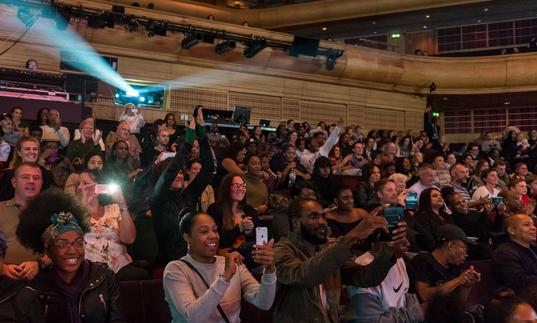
16, 188, 125, 323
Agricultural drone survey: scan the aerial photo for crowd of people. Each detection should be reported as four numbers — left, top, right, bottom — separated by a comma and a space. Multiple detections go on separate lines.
1, 102, 537, 323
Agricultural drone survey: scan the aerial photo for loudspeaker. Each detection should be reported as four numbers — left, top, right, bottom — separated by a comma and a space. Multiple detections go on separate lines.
289, 36, 319, 57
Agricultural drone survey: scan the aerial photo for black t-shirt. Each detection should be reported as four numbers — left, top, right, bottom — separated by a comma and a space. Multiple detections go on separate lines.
408, 252, 461, 294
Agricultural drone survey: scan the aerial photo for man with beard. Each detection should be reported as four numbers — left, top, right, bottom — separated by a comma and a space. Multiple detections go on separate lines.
493, 214, 537, 294
273, 198, 408, 323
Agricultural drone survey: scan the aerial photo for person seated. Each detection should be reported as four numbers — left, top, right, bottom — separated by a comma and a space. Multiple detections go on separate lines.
243, 155, 269, 214
355, 164, 382, 209
66, 118, 102, 168
64, 152, 104, 197
412, 187, 454, 251
73, 117, 105, 151
104, 120, 142, 164
408, 224, 480, 319
484, 288, 537, 323
273, 198, 407, 323
40, 109, 70, 148
326, 185, 368, 237
0, 229, 44, 323
408, 164, 437, 201
207, 174, 259, 263
185, 158, 215, 213
140, 127, 169, 168
119, 103, 145, 134
17, 189, 125, 322
0, 162, 46, 281
472, 168, 502, 201
493, 213, 537, 294
270, 144, 310, 189
76, 169, 149, 281
163, 211, 276, 323
346, 240, 424, 323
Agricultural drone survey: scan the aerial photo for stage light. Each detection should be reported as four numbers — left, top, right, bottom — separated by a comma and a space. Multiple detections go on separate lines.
215, 40, 236, 54
181, 31, 203, 49
146, 20, 156, 37
124, 16, 139, 32
324, 48, 343, 71
126, 89, 139, 97
244, 37, 266, 58
139, 96, 146, 103
146, 20, 167, 37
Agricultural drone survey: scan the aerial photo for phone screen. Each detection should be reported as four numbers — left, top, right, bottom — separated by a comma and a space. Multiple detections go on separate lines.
383, 207, 404, 228
406, 192, 418, 210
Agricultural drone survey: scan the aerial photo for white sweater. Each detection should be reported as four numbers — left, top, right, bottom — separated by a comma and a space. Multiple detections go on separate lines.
163, 254, 276, 323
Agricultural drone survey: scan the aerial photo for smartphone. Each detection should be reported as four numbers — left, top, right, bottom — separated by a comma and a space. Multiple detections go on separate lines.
492, 196, 503, 206
256, 227, 268, 246
406, 192, 418, 210
383, 207, 404, 229
95, 184, 119, 195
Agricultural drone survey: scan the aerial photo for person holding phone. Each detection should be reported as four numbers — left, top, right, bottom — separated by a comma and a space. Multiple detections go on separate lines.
76, 169, 148, 281
163, 211, 276, 323
207, 174, 260, 268
119, 103, 145, 134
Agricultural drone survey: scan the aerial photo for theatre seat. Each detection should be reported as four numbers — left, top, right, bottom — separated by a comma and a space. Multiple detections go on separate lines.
119, 279, 273, 323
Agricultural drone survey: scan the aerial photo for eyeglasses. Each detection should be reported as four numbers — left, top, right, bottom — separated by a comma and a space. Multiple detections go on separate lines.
452, 242, 468, 252
230, 183, 247, 190
53, 240, 85, 250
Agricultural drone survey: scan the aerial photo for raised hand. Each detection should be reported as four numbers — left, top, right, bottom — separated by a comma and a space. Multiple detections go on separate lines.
222, 251, 244, 282
253, 239, 275, 273
346, 206, 388, 242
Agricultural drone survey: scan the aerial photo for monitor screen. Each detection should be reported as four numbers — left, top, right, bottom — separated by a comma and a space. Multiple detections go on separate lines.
233, 106, 251, 125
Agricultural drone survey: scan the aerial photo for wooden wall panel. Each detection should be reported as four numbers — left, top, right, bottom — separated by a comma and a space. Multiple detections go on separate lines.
282, 98, 300, 122
364, 107, 405, 131
300, 101, 346, 125
404, 111, 423, 133
347, 104, 365, 128
228, 92, 282, 123
170, 88, 228, 115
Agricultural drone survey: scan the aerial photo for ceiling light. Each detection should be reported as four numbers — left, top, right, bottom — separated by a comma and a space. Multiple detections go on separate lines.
477, 19, 482, 23
426, 15, 430, 19
504, 101, 511, 105
423, 25, 428, 29
484, 8, 489, 12
322, 27, 327, 31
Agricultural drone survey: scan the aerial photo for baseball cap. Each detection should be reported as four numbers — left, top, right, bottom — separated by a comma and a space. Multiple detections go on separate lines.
436, 224, 477, 245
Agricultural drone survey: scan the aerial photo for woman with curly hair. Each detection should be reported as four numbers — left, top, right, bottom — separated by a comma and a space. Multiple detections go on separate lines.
16, 189, 124, 323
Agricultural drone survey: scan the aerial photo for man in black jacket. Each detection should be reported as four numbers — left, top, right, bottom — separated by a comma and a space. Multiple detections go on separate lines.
424, 105, 441, 152
493, 213, 537, 293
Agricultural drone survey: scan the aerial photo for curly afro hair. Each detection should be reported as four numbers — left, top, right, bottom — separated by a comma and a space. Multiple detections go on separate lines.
16, 188, 90, 254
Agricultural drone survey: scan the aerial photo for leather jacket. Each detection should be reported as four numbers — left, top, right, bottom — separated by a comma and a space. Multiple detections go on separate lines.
0, 277, 44, 323
27, 261, 125, 323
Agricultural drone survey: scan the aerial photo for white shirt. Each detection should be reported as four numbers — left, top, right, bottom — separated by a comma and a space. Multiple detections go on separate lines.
40, 125, 70, 147
472, 185, 500, 201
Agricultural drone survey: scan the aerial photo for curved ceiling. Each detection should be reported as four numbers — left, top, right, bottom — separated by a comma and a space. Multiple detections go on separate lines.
97, 0, 490, 28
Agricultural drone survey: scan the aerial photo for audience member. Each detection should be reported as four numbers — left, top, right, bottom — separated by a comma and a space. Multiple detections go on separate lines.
104, 120, 142, 163
66, 118, 102, 167
355, 164, 382, 209
119, 103, 145, 134
163, 211, 276, 323
17, 189, 125, 322
492, 213, 537, 293
0, 163, 45, 280
326, 185, 368, 237
0, 229, 44, 322
409, 164, 437, 200
272, 198, 406, 323
40, 109, 70, 148
484, 289, 537, 323
243, 155, 269, 214
76, 169, 149, 281
408, 224, 480, 319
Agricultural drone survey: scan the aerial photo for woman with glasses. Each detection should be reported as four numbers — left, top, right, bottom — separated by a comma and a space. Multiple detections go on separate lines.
76, 169, 148, 281
17, 188, 125, 323
207, 174, 259, 264
163, 211, 276, 323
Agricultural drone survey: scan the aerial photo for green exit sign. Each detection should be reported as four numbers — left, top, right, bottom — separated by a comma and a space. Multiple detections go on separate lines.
391, 33, 401, 39
432, 112, 440, 117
